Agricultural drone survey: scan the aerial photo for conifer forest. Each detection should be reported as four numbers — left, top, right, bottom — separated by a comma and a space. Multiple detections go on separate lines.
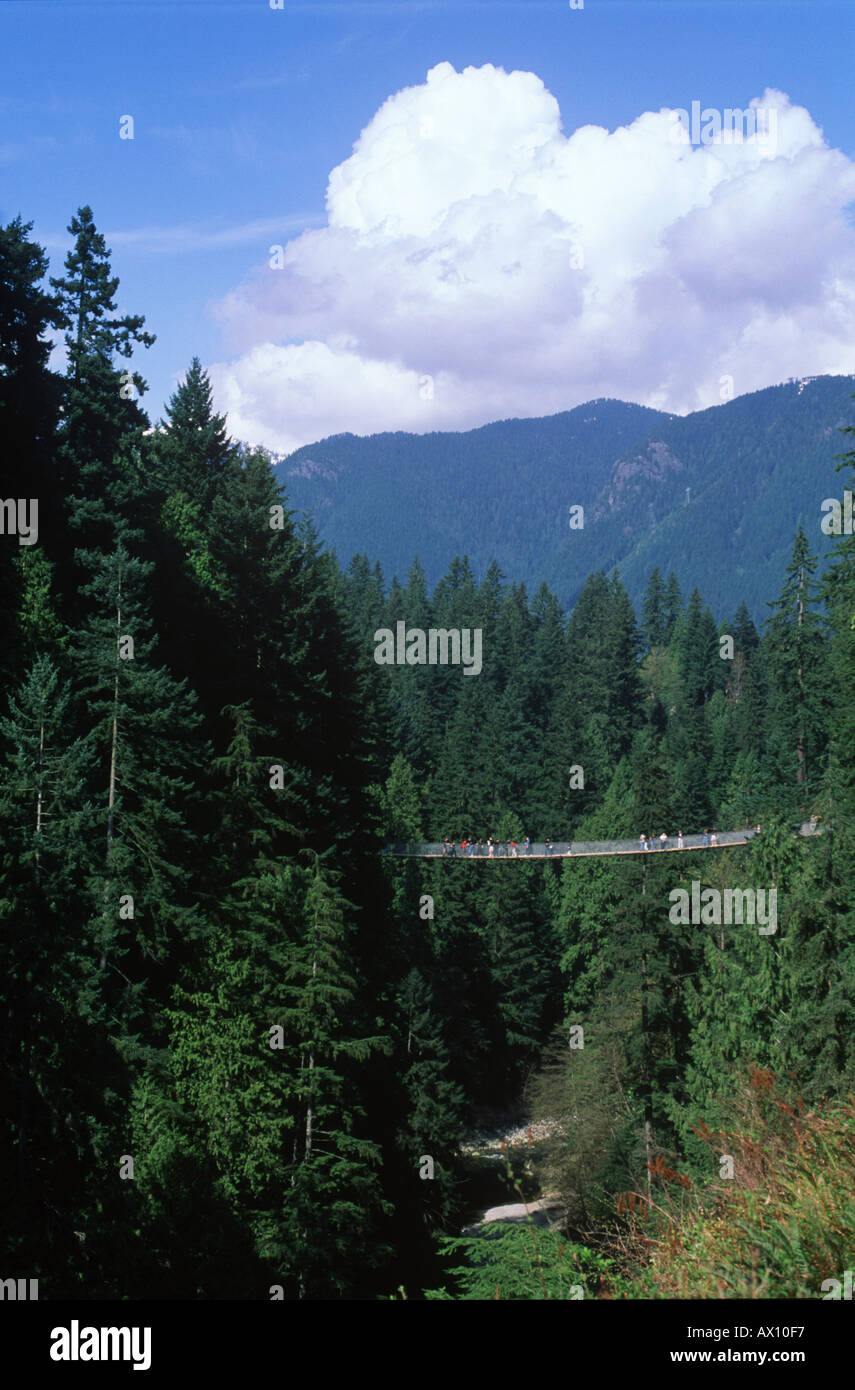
2, 207, 855, 1311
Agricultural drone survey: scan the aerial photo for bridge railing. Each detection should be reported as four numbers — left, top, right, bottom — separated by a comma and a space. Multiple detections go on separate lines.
382, 831, 764, 857
379, 824, 822, 858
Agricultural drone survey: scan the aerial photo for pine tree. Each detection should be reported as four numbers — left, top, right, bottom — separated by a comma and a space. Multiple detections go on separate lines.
673, 818, 803, 1156
396, 967, 467, 1233
50, 206, 155, 565
763, 527, 827, 813
482, 863, 556, 1097
0, 217, 64, 679
278, 855, 393, 1297
157, 357, 239, 509
548, 571, 641, 822
423, 860, 495, 1108
676, 588, 718, 709
69, 542, 206, 1010
0, 657, 114, 1290
142, 705, 305, 1296
663, 571, 683, 641
380, 752, 424, 844
641, 566, 667, 652
343, 553, 386, 637
0, 216, 64, 497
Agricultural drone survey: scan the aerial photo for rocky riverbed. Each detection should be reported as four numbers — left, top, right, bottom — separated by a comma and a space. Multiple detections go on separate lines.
459, 1117, 567, 1236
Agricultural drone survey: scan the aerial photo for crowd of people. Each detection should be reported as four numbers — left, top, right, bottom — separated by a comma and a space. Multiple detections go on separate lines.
640, 830, 707, 851
436, 826, 762, 858
441, 837, 544, 857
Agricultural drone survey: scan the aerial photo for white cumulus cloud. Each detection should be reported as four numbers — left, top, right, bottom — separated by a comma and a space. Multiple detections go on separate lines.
207, 62, 855, 454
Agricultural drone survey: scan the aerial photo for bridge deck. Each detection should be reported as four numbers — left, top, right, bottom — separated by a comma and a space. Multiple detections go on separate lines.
383, 826, 820, 860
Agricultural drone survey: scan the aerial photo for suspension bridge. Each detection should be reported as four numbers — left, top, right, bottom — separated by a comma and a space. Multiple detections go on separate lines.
381, 823, 821, 860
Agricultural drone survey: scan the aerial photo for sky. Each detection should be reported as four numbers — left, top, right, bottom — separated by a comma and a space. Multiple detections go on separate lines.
2, 0, 855, 454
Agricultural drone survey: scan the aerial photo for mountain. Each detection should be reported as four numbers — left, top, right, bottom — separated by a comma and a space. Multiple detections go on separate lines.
269, 375, 855, 619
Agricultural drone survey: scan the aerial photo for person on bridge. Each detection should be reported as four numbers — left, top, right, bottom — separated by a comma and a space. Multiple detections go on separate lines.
488, 837, 495, 857
711, 829, 718, 846
544, 838, 553, 856
677, 830, 684, 849
659, 832, 667, 850
640, 833, 648, 851
525, 836, 532, 856
702, 830, 710, 847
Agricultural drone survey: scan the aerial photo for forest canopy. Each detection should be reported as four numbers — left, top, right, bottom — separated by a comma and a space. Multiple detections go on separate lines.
2, 209, 854, 1300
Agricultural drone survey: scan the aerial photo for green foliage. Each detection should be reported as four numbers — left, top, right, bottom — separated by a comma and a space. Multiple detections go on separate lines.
636, 1075, 855, 1299
3, 207, 854, 1302
425, 1226, 610, 1300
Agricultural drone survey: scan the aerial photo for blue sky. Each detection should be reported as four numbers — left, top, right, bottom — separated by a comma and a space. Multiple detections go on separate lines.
2, 0, 854, 450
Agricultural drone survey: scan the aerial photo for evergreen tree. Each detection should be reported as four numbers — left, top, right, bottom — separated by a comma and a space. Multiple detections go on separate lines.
0, 217, 63, 484
0, 217, 64, 679
548, 571, 641, 822
396, 967, 467, 1235
69, 542, 206, 1014
663, 570, 683, 641
49, 206, 155, 578
157, 357, 239, 509
0, 657, 117, 1291
482, 863, 556, 1097
763, 527, 827, 812
641, 565, 667, 652
277, 856, 392, 1297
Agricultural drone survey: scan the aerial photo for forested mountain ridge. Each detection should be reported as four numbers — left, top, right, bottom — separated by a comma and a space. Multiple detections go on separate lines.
273, 374, 855, 620
3, 207, 855, 1303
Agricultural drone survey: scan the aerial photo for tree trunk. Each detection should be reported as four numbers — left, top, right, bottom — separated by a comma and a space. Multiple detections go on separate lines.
641, 950, 654, 1207
106, 571, 122, 855
640, 863, 654, 1205
35, 718, 44, 885
106, 682, 119, 853
305, 1046, 314, 1160
103, 573, 122, 970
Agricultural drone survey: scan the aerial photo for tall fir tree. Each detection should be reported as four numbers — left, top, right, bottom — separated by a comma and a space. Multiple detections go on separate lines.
641, 566, 668, 652
763, 527, 827, 814
277, 855, 393, 1297
0, 217, 64, 680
